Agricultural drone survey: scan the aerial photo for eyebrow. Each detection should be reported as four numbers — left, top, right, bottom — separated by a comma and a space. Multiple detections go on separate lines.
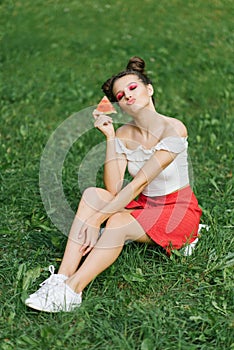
115, 81, 138, 96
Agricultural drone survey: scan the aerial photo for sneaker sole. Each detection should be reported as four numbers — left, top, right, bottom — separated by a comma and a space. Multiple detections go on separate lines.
25, 299, 81, 313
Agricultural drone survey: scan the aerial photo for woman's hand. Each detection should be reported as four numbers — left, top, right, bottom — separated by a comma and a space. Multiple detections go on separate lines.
93, 109, 115, 139
78, 216, 101, 256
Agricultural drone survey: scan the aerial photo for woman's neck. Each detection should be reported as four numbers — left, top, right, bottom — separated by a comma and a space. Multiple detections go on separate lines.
132, 106, 161, 135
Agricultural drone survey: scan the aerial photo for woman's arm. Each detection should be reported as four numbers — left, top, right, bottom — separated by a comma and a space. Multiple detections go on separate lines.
93, 110, 127, 195
103, 138, 127, 194
87, 148, 177, 225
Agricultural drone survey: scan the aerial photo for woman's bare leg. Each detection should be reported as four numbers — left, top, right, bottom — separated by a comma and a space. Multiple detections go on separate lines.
66, 211, 152, 293
58, 187, 114, 277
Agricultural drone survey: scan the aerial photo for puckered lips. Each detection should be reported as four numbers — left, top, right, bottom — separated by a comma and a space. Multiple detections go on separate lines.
126, 98, 136, 105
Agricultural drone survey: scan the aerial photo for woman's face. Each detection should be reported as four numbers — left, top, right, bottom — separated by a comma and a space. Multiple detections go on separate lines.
112, 74, 154, 115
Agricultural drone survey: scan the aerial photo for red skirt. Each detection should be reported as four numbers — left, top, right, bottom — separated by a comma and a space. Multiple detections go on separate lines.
126, 185, 202, 253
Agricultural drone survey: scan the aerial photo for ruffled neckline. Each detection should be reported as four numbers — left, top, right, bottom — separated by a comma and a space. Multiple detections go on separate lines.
115, 136, 187, 155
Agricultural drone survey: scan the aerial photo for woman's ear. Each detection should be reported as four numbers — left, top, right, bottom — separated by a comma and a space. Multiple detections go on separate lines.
147, 84, 154, 97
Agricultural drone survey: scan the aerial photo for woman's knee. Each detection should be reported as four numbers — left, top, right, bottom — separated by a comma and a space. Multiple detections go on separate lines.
82, 186, 98, 198
82, 187, 113, 200
99, 213, 129, 246
80, 187, 114, 212
106, 212, 151, 243
106, 212, 130, 236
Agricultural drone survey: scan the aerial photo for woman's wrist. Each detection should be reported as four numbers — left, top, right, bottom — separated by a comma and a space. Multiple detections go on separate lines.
93, 214, 106, 228
106, 135, 116, 141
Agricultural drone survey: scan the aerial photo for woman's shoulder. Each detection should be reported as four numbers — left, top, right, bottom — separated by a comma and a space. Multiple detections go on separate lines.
161, 115, 188, 138
115, 123, 135, 142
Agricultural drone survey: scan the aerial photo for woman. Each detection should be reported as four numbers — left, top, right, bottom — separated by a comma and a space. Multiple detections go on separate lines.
25, 57, 202, 312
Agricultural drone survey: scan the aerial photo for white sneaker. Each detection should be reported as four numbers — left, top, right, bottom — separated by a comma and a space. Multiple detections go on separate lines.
26, 265, 68, 295
25, 265, 82, 312
182, 237, 199, 256
182, 224, 209, 256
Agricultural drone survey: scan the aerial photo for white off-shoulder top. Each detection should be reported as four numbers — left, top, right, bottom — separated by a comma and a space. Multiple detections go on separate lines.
115, 136, 189, 196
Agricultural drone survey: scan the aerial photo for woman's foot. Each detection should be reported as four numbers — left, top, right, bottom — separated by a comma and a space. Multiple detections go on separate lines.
25, 265, 82, 312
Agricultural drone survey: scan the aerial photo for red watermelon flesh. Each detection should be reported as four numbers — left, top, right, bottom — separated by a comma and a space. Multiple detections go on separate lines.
97, 96, 117, 114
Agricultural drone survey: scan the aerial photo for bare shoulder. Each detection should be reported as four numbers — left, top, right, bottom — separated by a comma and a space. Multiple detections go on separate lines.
162, 115, 188, 138
115, 123, 135, 140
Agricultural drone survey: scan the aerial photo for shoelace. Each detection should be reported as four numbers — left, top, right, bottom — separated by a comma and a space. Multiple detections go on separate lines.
32, 265, 63, 299
39, 265, 56, 287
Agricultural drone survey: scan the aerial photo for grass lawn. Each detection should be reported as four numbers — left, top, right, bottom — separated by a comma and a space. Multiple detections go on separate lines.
0, 0, 233, 349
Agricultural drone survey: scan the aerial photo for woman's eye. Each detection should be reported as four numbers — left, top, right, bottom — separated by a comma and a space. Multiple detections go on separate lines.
116, 92, 124, 101
129, 83, 137, 91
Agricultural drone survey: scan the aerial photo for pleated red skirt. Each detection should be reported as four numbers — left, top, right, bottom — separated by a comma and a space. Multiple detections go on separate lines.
126, 185, 202, 253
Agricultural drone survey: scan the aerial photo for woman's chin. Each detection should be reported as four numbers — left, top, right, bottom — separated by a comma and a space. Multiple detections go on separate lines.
126, 103, 144, 114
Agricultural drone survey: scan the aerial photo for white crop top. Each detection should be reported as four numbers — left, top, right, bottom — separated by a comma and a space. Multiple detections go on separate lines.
115, 137, 189, 196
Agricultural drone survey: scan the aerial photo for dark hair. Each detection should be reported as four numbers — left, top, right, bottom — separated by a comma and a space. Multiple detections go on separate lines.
102, 56, 153, 103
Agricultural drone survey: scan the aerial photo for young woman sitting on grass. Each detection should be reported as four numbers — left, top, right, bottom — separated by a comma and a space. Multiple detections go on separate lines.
25, 56, 202, 312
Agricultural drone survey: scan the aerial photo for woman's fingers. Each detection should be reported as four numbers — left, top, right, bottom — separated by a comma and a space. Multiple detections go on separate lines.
93, 109, 111, 120
79, 230, 89, 251
94, 115, 113, 127
79, 226, 98, 255
93, 110, 115, 138
93, 109, 112, 124
92, 109, 101, 119
83, 233, 98, 255
80, 238, 96, 256
82, 242, 95, 256
78, 225, 85, 239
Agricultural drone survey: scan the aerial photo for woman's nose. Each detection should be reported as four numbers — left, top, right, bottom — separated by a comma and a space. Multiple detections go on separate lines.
124, 89, 132, 99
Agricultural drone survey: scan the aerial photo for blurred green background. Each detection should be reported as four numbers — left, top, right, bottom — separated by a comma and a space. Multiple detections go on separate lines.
0, 1, 233, 349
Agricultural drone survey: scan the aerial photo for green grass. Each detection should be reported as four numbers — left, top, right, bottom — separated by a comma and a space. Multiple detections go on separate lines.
0, 0, 233, 349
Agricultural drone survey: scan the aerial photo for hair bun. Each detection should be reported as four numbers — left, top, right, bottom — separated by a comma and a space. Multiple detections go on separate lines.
126, 56, 145, 74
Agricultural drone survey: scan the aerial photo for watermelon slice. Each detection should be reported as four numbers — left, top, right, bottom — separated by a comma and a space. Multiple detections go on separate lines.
97, 96, 117, 114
